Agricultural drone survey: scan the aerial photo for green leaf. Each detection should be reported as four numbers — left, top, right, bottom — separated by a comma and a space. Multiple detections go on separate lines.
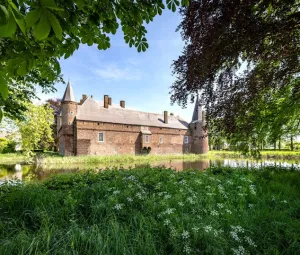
11, 8, 26, 33
25, 9, 40, 28
33, 14, 51, 40
0, 12, 16, 37
0, 5, 9, 25
46, 11, 62, 39
75, 0, 86, 10
17, 61, 27, 76
40, 0, 63, 11
0, 76, 8, 100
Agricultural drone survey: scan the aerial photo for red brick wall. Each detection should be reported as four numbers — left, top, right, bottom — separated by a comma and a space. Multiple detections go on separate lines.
75, 121, 192, 155
58, 125, 75, 156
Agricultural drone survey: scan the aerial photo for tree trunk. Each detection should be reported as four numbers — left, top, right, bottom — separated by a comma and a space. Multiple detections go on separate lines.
291, 136, 294, 151
274, 140, 276, 150
278, 139, 281, 150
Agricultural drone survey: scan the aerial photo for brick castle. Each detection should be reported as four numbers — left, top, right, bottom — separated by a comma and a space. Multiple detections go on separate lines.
57, 82, 209, 156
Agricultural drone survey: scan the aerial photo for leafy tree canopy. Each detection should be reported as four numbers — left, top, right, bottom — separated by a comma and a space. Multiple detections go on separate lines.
0, 0, 189, 119
171, 0, 300, 152
17, 103, 54, 151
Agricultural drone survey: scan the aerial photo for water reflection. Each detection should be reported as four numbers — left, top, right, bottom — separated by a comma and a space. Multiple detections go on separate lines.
0, 158, 299, 183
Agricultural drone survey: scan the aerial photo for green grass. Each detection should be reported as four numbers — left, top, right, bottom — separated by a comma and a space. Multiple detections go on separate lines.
1, 150, 300, 166
0, 153, 29, 164
0, 166, 299, 254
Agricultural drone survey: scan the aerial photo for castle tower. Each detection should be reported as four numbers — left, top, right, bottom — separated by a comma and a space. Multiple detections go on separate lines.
62, 81, 77, 125
59, 81, 77, 156
190, 96, 209, 154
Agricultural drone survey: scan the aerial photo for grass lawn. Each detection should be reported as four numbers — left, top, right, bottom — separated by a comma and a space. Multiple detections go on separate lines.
0, 166, 299, 254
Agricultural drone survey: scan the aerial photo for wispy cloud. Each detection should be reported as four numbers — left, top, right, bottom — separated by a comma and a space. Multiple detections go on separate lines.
95, 64, 142, 81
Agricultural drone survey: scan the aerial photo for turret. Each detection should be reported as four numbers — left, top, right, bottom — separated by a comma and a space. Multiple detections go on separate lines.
190, 96, 209, 154
61, 81, 77, 125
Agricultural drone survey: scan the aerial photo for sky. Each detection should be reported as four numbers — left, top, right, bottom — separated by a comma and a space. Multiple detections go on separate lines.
36, 10, 196, 122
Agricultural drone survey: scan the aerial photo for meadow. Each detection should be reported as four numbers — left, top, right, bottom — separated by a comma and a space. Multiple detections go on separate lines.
0, 166, 299, 254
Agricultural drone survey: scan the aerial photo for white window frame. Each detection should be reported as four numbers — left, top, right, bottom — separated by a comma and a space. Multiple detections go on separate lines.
145, 135, 149, 143
98, 132, 104, 142
159, 137, 163, 144
184, 136, 189, 144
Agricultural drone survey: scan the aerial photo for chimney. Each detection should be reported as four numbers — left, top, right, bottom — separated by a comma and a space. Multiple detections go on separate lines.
104, 95, 109, 108
108, 97, 112, 105
79, 94, 87, 104
164, 111, 168, 124
120, 100, 125, 108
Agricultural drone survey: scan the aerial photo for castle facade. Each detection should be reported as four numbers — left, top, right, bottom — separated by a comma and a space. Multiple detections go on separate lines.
57, 82, 208, 156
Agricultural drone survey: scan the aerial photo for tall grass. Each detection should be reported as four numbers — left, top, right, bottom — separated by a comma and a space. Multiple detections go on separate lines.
0, 166, 299, 254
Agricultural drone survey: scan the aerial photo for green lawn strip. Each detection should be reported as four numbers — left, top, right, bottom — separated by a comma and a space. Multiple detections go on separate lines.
0, 166, 299, 254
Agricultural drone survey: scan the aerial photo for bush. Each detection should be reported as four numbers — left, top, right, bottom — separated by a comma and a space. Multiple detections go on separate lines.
141, 146, 151, 155
0, 138, 16, 153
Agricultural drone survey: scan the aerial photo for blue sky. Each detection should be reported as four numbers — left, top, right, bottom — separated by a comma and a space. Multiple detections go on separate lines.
38, 10, 196, 122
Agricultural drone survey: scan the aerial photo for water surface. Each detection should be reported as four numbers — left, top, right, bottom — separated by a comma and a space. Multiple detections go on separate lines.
1, 159, 299, 183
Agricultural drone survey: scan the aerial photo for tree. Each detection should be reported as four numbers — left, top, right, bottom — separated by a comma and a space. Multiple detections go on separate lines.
0, 0, 189, 120
171, 0, 300, 152
17, 103, 54, 151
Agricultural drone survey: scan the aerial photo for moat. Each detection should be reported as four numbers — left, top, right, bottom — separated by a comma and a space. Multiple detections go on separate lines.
1, 158, 299, 183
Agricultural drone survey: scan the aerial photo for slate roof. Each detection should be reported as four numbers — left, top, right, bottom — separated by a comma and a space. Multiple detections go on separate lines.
62, 81, 76, 102
191, 95, 202, 122
76, 96, 189, 130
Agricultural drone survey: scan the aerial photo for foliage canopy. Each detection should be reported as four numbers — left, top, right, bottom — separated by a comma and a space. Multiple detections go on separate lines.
171, 0, 300, 152
17, 103, 54, 151
0, 0, 188, 119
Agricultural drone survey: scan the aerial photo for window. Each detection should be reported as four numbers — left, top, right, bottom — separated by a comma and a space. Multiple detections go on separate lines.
98, 132, 104, 142
145, 135, 149, 143
69, 111, 73, 115
159, 137, 163, 144
184, 136, 189, 144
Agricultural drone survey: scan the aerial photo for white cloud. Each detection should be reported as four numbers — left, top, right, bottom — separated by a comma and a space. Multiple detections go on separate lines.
95, 64, 142, 81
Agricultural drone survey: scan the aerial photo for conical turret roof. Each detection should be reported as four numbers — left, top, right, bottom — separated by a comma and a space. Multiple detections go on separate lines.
62, 81, 76, 102
191, 95, 202, 122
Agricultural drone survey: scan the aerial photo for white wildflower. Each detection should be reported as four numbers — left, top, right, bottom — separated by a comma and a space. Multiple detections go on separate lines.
113, 190, 120, 195
178, 202, 184, 207
127, 197, 133, 202
211, 210, 219, 216
225, 209, 232, 214
182, 230, 190, 239
164, 219, 170, 226
165, 208, 175, 215
231, 246, 246, 255
245, 236, 257, 247
114, 203, 123, 210
204, 225, 212, 233
281, 200, 288, 204
183, 244, 191, 254
164, 194, 172, 199
187, 197, 196, 204
217, 203, 224, 209
230, 231, 240, 242
192, 227, 199, 233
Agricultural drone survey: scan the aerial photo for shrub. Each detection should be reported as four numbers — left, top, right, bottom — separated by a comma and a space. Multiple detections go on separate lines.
0, 138, 16, 153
